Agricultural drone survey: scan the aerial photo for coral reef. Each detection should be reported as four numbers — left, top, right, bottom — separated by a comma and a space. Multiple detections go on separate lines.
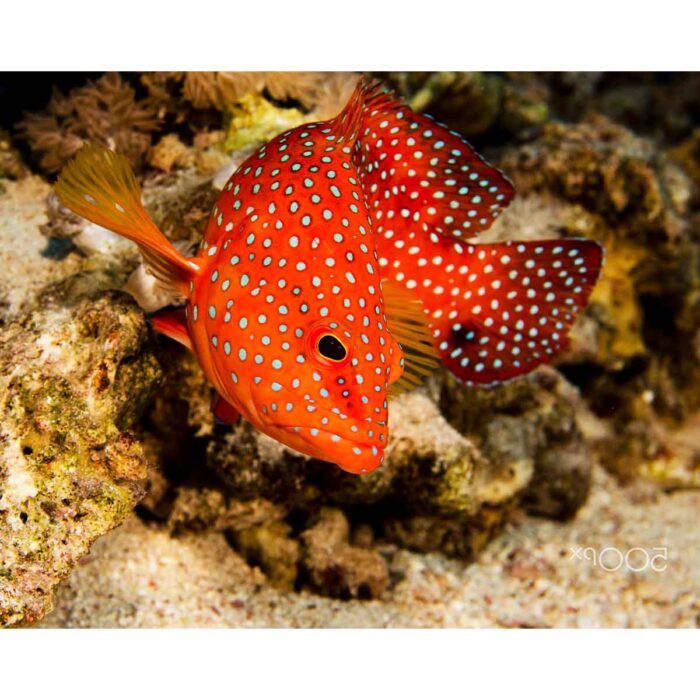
1, 71, 699, 627
300, 508, 388, 599
177, 71, 356, 116
496, 115, 700, 487
382, 72, 550, 141
0, 279, 161, 626
16, 73, 161, 174
37, 467, 700, 628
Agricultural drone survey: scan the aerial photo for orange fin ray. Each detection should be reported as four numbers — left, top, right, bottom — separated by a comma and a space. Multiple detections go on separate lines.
382, 279, 439, 397
55, 144, 197, 295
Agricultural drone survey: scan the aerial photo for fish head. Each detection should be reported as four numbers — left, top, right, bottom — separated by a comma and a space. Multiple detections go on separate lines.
239, 273, 403, 475
192, 117, 439, 473
197, 224, 405, 475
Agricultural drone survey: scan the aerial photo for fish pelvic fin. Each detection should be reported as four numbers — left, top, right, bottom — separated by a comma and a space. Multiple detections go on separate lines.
55, 145, 198, 297
149, 308, 192, 350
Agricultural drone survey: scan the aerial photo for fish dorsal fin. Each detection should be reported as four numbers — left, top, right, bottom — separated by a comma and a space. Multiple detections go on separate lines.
381, 279, 439, 397
55, 145, 197, 294
354, 83, 515, 241
332, 76, 393, 144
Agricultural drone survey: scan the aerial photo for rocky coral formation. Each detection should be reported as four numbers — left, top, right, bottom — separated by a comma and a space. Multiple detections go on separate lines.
300, 508, 388, 599
133, 366, 594, 586
0, 280, 161, 626
37, 466, 700, 628
382, 72, 550, 142
16, 72, 359, 182
0, 158, 163, 626
495, 115, 700, 487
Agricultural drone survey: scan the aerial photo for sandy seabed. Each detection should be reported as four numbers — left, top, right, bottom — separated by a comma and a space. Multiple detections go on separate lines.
39, 467, 700, 628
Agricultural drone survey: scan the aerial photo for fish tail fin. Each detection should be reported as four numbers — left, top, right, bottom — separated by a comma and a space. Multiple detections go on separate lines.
382, 237, 603, 385
332, 75, 396, 144
55, 145, 198, 295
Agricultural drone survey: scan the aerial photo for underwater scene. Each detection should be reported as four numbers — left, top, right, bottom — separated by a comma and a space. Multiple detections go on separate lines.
1, 72, 699, 628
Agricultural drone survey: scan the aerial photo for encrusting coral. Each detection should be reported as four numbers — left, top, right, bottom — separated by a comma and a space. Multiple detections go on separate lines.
0, 276, 162, 627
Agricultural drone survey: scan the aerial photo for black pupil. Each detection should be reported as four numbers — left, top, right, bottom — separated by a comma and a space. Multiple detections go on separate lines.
318, 335, 347, 361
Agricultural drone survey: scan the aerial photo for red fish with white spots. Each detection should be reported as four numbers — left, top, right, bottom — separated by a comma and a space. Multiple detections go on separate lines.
352, 83, 602, 384
55, 76, 602, 474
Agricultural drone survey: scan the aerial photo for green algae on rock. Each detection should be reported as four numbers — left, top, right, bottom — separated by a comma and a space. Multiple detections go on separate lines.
0, 281, 162, 627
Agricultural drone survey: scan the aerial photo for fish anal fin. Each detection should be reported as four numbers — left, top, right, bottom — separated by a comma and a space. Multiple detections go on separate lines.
212, 394, 241, 426
149, 308, 192, 350
382, 279, 439, 397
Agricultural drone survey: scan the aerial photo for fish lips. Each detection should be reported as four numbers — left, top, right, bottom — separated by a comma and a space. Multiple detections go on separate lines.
274, 423, 385, 474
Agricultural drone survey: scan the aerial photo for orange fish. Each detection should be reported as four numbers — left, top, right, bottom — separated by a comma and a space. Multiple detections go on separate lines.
55, 76, 602, 474
353, 83, 603, 384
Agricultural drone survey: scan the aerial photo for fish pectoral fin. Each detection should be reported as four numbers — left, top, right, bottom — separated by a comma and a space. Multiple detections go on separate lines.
55, 144, 198, 297
212, 394, 241, 425
149, 308, 192, 350
382, 279, 439, 397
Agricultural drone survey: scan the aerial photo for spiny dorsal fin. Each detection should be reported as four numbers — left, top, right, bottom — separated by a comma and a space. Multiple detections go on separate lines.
55, 145, 198, 294
382, 279, 439, 397
353, 81, 515, 241
332, 76, 392, 144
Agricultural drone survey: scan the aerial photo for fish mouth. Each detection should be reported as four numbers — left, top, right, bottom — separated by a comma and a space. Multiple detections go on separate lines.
271, 423, 384, 474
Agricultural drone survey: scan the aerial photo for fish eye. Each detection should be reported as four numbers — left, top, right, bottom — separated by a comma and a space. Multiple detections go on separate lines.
306, 323, 352, 368
317, 334, 347, 362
